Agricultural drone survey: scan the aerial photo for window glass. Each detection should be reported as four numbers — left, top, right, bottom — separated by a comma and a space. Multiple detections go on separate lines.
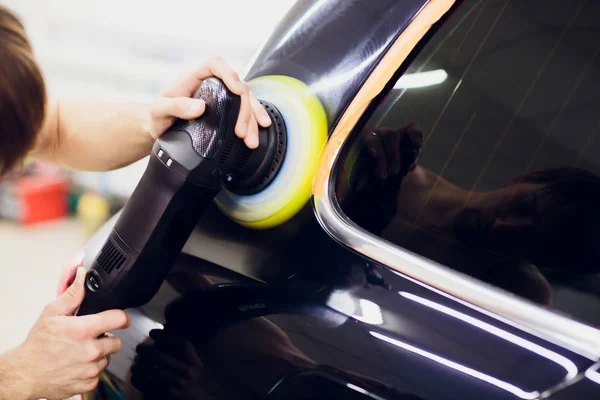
337, 0, 600, 322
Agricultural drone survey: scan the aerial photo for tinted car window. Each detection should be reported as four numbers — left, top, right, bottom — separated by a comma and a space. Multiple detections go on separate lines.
337, 0, 600, 324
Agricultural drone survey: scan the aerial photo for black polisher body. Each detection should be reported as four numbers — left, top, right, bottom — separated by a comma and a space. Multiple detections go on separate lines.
77, 78, 286, 316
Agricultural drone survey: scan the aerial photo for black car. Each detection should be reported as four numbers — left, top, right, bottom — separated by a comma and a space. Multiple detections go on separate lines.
61, 0, 600, 398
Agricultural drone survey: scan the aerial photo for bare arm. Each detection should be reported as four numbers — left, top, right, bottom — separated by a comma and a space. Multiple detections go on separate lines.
31, 99, 154, 171
30, 57, 271, 172
0, 353, 32, 400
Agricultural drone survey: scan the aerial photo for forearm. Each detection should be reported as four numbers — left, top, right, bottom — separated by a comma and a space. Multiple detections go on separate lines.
33, 99, 154, 171
0, 351, 33, 400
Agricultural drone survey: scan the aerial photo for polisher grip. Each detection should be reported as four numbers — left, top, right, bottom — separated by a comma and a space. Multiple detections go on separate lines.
77, 154, 218, 315
77, 78, 243, 316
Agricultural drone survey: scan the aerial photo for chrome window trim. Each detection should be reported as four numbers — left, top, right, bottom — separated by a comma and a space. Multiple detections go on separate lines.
312, 138, 600, 361
585, 362, 600, 385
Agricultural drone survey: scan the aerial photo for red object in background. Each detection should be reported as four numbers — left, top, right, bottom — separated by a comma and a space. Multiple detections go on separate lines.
11, 174, 70, 224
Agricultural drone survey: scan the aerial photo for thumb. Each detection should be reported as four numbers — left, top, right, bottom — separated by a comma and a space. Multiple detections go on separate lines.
151, 96, 206, 123
51, 267, 87, 316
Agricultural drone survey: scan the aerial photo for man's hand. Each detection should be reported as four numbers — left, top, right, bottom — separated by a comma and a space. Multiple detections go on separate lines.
33, 57, 270, 172
149, 57, 272, 149
1, 267, 130, 400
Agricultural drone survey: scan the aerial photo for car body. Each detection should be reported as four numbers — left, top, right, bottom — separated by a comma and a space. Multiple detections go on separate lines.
63, 0, 600, 398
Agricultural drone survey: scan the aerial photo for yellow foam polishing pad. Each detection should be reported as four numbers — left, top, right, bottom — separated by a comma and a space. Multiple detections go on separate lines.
214, 75, 328, 229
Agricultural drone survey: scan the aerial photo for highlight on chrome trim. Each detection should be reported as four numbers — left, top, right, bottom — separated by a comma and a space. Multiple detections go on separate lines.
585, 364, 600, 386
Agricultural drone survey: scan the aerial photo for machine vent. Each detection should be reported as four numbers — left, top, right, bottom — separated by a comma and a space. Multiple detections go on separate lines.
97, 240, 126, 275
236, 147, 252, 171
219, 141, 235, 164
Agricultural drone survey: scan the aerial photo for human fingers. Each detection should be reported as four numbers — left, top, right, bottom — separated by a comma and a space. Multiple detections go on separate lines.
161, 57, 245, 99
49, 267, 86, 316
95, 334, 124, 358
250, 92, 272, 128
244, 112, 259, 149
79, 335, 123, 365
234, 81, 254, 147
77, 310, 131, 338
150, 96, 206, 123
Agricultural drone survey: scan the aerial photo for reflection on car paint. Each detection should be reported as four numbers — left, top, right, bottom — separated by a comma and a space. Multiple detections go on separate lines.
79, 0, 600, 398
339, 0, 600, 319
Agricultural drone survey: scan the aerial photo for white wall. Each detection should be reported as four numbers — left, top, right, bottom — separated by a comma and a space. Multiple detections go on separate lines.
2, 0, 296, 196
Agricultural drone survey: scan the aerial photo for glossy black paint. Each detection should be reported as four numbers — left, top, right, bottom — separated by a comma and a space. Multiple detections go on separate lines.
80, 0, 600, 398
337, 0, 600, 327
245, 0, 429, 127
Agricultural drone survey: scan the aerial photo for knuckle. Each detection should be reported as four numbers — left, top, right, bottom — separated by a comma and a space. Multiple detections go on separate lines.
67, 322, 87, 339
149, 101, 164, 118
39, 314, 55, 330
42, 303, 55, 316
84, 377, 100, 392
209, 55, 224, 64
176, 99, 191, 115
66, 285, 77, 298
86, 342, 103, 360
85, 364, 102, 379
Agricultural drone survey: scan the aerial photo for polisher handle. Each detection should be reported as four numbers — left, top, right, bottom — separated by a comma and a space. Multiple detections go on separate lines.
77, 78, 242, 316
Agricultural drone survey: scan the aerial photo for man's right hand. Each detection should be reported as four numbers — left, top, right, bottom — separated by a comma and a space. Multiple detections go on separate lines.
2, 267, 130, 400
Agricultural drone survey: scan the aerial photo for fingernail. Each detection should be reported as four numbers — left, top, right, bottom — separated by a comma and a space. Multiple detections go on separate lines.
125, 312, 132, 327
189, 100, 204, 115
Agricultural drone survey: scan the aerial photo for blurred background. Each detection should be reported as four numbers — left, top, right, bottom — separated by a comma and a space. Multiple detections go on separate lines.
0, 0, 296, 353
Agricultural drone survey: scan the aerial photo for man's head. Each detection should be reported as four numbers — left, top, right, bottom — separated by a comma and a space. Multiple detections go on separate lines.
453, 167, 600, 273
0, 6, 46, 175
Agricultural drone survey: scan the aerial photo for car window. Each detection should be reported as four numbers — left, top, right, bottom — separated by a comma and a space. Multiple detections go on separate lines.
336, 0, 600, 326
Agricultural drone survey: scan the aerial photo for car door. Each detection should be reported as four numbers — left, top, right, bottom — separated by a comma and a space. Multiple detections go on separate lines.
314, 0, 600, 397
75, 0, 600, 399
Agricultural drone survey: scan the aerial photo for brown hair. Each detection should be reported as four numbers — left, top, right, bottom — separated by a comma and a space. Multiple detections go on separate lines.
0, 6, 46, 175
